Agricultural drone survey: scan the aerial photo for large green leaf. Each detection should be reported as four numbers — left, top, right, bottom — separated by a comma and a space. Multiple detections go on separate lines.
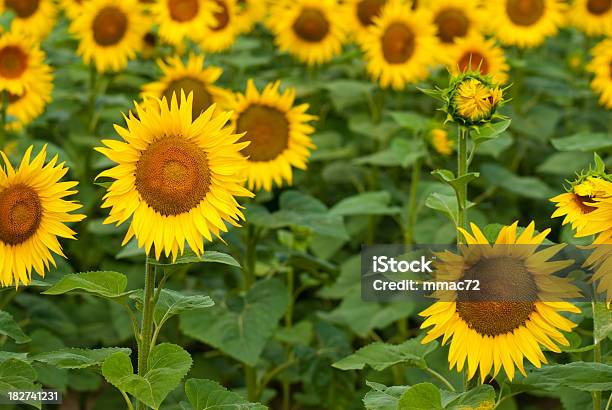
472, 119, 511, 144
330, 191, 401, 216
480, 163, 556, 199
390, 111, 430, 132
0, 310, 30, 344
32, 347, 131, 369
102, 343, 192, 410
332, 338, 437, 371
148, 251, 241, 267
43, 271, 133, 300
132, 289, 214, 327
181, 379, 267, 410
363, 381, 408, 410
397, 383, 442, 410
180, 278, 289, 366
0, 359, 41, 409
551, 132, 612, 151
514, 362, 612, 392
431, 169, 479, 207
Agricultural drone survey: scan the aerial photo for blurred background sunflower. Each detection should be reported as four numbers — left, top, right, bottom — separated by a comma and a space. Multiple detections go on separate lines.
197, 0, 239, 53
234, 0, 267, 34
568, 0, 612, 37
421, 0, 483, 51
152, 0, 213, 47
588, 39, 612, 109
343, 0, 388, 45
447, 33, 509, 84
0, 0, 57, 40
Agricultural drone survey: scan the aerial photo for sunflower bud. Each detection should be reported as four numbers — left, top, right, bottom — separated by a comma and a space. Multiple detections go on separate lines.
443, 72, 506, 126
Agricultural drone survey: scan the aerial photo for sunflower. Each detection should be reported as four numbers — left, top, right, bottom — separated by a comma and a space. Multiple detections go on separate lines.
196, 0, 239, 53
420, 222, 581, 382
229, 80, 316, 192
422, 0, 483, 49
447, 34, 509, 84
96, 92, 253, 261
1, 71, 53, 131
361, 0, 437, 90
234, 0, 267, 34
482, 0, 566, 48
60, 0, 86, 20
0, 0, 57, 40
0, 146, 85, 287
568, 0, 612, 37
343, 0, 388, 45
430, 128, 453, 156
588, 39, 612, 110
452, 78, 503, 124
0, 32, 51, 96
583, 231, 612, 306
70, 0, 147, 73
152, 0, 215, 47
270, 0, 346, 66
550, 176, 612, 237
141, 54, 233, 119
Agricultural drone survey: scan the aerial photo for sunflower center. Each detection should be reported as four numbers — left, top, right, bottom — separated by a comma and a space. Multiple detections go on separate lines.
5, 0, 40, 18
292, 8, 330, 42
575, 194, 597, 214
211, 0, 229, 30
168, 0, 198, 22
456, 256, 538, 336
0, 184, 42, 246
381, 22, 415, 64
92, 7, 128, 46
162, 76, 212, 119
458, 51, 489, 74
434, 8, 469, 44
506, 0, 545, 26
237, 104, 290, 162
135, 137, 211, 216
0, 46, 28, 79
356, 0, 386, 27
587, 0, 612, 14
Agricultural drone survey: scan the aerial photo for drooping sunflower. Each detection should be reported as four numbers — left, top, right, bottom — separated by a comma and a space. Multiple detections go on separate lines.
422, 0, 483, 50
568, 0, 612, 37
550, 176, 612, 237
447, 34, 509, 84
97, 92, 253, 261
482, 0, 566, 48
0, 0, 57, 40
343, 0, 388, 45
0, 32, 51, 96
196, 0, 239, 53
270, 0, 346, 66
420, 222, 581, 382
234, 0, 267, 34
362, 0, 437, 90
0, 146, 85, 287
70, 0, 147, 73
152, 0, 215, 47
587, 39, 612, 110
229, 80, 316, 192
141, 54, 233, 119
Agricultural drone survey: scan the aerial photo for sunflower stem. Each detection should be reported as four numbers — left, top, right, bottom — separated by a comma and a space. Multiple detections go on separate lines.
136, 261, 156, 410
243, 223, 259, 401
456, 126, 469, 243
404, 155, 421, 245
425, 367, 455, 392
592, 299, 602, 410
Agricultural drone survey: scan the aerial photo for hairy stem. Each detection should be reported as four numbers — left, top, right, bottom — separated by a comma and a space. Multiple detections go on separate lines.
136, 262, 156, 410
457, 127, 469, 243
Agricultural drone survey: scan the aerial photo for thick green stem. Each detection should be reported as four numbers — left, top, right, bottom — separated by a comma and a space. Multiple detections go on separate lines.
592, 300, 602, 410
404, 157, 421, 245
456, 127, 469, 243
137, 262, 156, 410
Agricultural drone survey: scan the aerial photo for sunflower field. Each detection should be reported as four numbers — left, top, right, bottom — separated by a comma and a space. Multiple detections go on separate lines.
0, 0, 612, 409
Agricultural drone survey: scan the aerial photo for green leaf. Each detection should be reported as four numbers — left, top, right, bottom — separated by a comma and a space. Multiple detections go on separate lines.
552, 132, 612, 151
148, 251, 241, 267
425, 193, 458, 225
0, 310, 30, 344
390, 111, 430, 133
132, 289, 214, 327
536, 151, 593, 176
443, 385, 495, 409
0, 359, 41, 409
514, 362, 612, 392
480, 163, 556, 199
182, 378, 267, 410
275, 321, 313, 346
332, 337, 436, 371
593, 302, 612, 343
43, 271, 134, 300
431, 169, 479, 207
31, 347, 131, 369
355, 138, 426, 168
397, 383, 442, 410
363, 381, 408, 410
180, 278, 289, 366
330, 191, 401, 216
102, 343, 192, 410
472, 119, 511, 144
